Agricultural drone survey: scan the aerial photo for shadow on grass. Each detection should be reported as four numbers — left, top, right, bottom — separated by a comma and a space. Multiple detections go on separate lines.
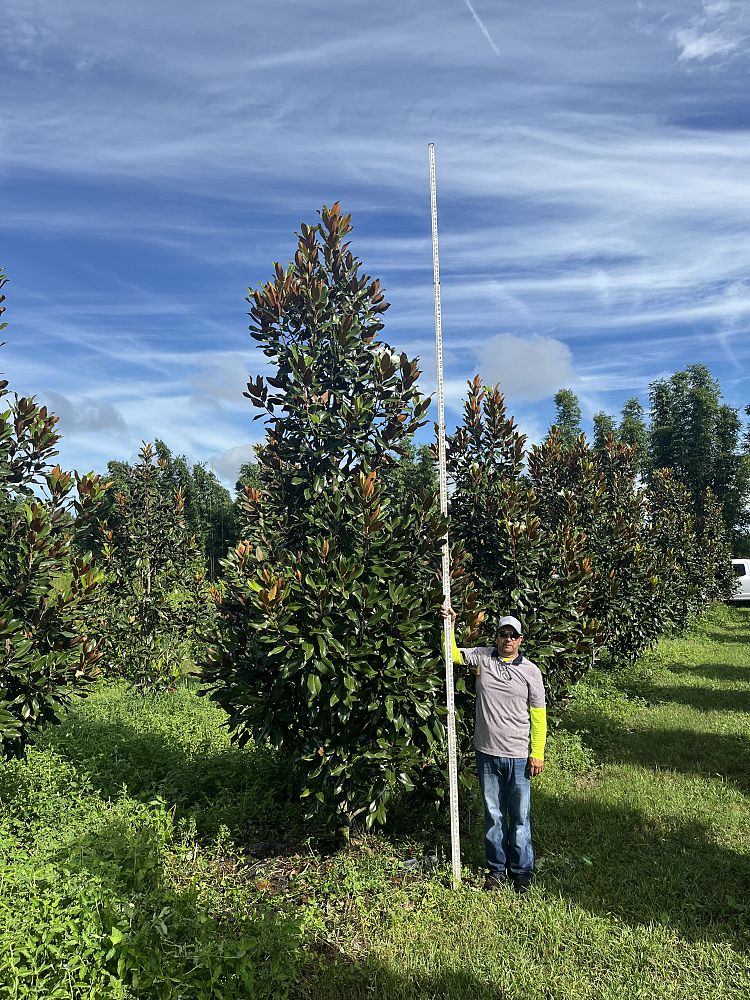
531, 787, 750, 951
31, 681, 750, 989
289, 782, 750, 996
43, 711, 308, 848
665, 662, 750, 684
563, 704, 750, 794
293, 956, 522, 1000
635, 683, 750, 714
691, 629, 750, 644
53, 797, 749, 999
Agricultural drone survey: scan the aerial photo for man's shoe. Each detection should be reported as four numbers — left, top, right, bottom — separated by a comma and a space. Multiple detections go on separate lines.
482, 873, 508, 891
511, 877, 532, 895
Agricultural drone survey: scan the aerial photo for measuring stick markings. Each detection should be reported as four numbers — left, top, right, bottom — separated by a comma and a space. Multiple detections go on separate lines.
429, 142, 462, 889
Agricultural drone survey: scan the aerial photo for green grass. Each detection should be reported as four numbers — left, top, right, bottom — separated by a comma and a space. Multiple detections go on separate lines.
1, 604, 749, 998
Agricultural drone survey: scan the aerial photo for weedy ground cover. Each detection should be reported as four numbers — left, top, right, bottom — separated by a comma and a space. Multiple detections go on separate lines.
1, 604, 748, 999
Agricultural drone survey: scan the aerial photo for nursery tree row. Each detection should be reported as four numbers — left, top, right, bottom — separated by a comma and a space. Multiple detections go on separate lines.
201, 207, 736, 834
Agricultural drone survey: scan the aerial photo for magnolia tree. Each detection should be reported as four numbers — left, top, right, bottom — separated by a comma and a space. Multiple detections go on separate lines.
529, 431, 667, 667
204, 205, 467, 833
90, 442, 210, 692
527, 429, 732, 666
447, 380, 600, 708
84, 441, 237, 579
0, 270, 107, 758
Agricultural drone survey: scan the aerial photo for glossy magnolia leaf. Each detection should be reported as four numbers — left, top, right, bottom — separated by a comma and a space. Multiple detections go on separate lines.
306, 673, 322, 697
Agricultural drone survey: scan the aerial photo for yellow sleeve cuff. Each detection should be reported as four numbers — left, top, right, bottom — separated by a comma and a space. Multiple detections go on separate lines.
529, 706, 547, 761
440, 625, 463, 665
450, 626, 462, 665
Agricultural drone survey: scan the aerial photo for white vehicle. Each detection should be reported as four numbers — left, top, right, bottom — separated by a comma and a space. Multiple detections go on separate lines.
730, 558, 750, 602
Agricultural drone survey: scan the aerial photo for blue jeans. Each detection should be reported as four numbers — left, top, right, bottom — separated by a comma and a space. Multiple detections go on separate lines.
476, 751, 534, 880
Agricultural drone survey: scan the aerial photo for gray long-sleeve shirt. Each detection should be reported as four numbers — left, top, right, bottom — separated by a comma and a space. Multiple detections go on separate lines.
457, 646, 546, 758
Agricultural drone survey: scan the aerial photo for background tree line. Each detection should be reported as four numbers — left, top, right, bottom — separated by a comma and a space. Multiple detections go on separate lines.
553, 374, 750, 554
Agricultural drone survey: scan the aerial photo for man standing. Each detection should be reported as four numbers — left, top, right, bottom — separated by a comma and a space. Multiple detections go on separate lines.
442, 607, 546, 893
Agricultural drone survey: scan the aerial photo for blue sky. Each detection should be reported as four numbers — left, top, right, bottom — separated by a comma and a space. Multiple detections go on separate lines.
3, 0, 750, 485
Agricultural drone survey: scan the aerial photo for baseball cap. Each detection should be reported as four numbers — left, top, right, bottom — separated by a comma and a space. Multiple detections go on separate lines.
497, 615, 523, 635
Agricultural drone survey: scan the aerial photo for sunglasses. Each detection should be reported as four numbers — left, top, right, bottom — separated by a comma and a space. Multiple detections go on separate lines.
497, 630, 520, 640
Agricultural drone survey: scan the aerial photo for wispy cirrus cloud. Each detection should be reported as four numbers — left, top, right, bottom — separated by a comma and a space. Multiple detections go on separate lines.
3, 0, 750, 481
675, 28, 738, 62
671, 0, 748, 64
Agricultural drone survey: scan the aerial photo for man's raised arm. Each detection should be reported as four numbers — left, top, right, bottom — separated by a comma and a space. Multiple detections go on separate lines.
441, 604, 466, 666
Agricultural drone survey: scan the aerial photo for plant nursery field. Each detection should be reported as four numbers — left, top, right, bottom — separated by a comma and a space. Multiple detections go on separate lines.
1, 604, 749, 1000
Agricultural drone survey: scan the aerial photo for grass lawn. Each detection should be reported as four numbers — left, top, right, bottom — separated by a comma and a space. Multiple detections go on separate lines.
1, 604, 749, 998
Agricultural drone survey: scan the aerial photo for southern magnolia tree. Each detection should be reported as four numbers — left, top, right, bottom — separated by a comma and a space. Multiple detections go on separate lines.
647, 478, 735, 625
446, 380, 600, 708
86, 440, 237, 580
204, 204, 465, 833
0, 270, 107, 757
91, 442, 209, 692
527, 429, 729, 665
150, 440, 238, 578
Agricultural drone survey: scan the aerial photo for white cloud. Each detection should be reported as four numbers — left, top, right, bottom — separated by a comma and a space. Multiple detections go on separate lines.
187, 352, 259, 408
671, 0, 747, 64
476, 334, 575, 403
675, 28, 738, 61
209, 443, 258, 487
43, 389, 128, 438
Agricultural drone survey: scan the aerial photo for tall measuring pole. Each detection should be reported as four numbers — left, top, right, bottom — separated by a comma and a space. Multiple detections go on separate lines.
429, 143, 461, 889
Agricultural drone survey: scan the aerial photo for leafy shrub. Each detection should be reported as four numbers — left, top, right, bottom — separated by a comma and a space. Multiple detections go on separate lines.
529, 430, 665, 667
530, 428, 732, 665
0, 748, 300, 1000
